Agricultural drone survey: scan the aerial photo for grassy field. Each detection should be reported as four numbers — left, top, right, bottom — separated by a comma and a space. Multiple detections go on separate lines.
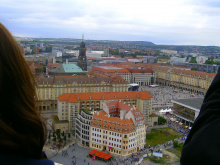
146, 127, 181, 146
167, 142, 184, 158
146, 155, 169, 164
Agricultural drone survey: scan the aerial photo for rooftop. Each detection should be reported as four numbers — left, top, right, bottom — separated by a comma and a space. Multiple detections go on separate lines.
58, 91, 153, 103
171, 98, 204, 112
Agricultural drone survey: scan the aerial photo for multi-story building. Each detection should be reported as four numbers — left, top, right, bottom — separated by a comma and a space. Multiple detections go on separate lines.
56, 91, 156, 135
170, 57, 186, 65
89, 66, 156, 85
36, 75, 128, 111
34, 46, 39, 54
90, 101, 146, 156
24, 55, 53, 66
89, 66, 131, 83
127, 68, 156, 85
154, 66, 216, 94
171, 98, 204, 126
196, 56, 208, 64
75, 110, 93, 147
26, 61, 43, 76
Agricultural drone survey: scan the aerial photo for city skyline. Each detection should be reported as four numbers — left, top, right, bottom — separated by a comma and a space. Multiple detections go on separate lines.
1, 0, 220, 46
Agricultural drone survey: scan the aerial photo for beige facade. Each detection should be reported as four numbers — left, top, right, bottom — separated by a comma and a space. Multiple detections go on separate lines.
155, 68, 215, 94
89, 101, 146, 157
36, 75, 128, 111
25, 55, 53, 66
57, 101, 79, 134
55, 91, 155, 136
135, 125, 146, 152
52, 115, 69, 133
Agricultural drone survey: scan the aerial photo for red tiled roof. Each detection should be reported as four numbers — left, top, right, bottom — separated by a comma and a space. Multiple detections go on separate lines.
91, 66, 130, 74
91, 110, 135, 133
57, 91, 153, 102
127, 68, 153, 73
171, 68, 216, 78
106, 101, 145, 123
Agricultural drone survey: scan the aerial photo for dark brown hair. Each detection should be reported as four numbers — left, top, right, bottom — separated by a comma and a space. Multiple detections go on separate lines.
0, 23, 47, 159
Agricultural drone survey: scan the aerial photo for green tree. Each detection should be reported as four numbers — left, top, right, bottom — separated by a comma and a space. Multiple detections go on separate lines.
45, 46, 52, 52
131, 54, 137, 58
68, 133, 70, 138
121, 54, 125, 58
173, 141, 179, 148
43, 66, 46, 73
189, 59, 197, 63
205, 59, 215, 65
191, 67, 198, 71
53, 136, 56, 142
64, 135, 66, 141
158, 116, 167, 125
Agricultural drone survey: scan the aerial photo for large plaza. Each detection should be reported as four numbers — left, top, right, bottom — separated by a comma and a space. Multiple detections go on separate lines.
141, 85, 204, 108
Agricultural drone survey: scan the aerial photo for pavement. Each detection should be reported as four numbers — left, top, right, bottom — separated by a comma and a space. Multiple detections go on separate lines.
43, 85, 190, 165
44, 136, 183, 165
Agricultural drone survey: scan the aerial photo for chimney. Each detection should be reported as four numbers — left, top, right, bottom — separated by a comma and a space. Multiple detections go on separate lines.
66, 58, 68, 64
108, 115, 110, 118
120, 116, 123, 120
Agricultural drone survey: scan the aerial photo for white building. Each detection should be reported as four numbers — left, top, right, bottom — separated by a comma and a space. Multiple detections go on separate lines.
90, 101, 146, 156
196, 56, 208, 64
170, 57, 187, 65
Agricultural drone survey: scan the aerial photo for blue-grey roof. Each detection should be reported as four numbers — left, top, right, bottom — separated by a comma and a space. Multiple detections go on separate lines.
62, 64, 84, 73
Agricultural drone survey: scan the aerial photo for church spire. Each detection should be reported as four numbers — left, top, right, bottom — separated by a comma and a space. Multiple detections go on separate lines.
82, 33, 84, 42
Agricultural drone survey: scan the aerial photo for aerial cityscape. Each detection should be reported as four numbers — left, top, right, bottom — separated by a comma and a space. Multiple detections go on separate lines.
13, 35, 217, 165
2, 0, 220, 164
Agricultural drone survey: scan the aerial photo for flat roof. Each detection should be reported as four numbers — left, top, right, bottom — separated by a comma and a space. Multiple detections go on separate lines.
171, 98, 204, 112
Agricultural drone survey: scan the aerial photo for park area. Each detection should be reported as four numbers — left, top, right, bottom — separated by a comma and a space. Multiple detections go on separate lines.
143, 127, 183, 164
146, 127, 181, 146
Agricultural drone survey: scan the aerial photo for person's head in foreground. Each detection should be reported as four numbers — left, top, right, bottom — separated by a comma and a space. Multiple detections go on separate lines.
0, 23, 53, 164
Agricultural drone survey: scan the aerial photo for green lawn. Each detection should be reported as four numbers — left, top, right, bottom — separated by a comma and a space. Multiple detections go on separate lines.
146, 127, 181, 146
167, 148, 182, 158
53, 115, 68, 123
167, 142, 183, 158
146, 155, 168, 164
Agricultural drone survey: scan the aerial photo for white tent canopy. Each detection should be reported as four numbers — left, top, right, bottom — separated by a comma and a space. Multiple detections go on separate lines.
159, 108, 172, 113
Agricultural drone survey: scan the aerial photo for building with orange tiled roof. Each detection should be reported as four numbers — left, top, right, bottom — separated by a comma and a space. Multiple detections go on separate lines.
47, 63, 61, 71
155, 66, 216, 94
97, 62, 215, 94
89, 66, 156, 85
89, 66, 131, 83
26, 61, 43, 76
35, 74, 128, 112
55, 91, 157, 136
89, 101, 146, 156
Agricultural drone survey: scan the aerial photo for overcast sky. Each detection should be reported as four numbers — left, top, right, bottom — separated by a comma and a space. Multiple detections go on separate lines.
1, 0, 220, 46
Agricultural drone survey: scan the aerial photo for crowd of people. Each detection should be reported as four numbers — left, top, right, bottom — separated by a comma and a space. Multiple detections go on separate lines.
142, 85, 203, 105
